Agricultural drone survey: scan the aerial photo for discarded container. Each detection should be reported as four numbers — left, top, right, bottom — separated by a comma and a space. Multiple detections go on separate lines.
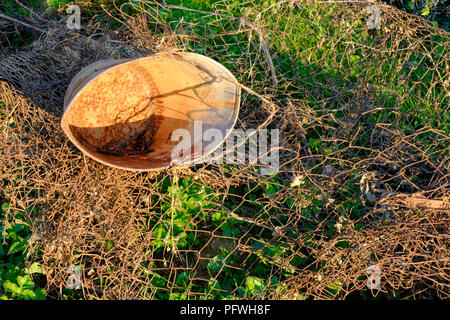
61, 52, 241, 171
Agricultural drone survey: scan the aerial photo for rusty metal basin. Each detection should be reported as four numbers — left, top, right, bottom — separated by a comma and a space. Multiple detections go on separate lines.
61, 52, 241, 171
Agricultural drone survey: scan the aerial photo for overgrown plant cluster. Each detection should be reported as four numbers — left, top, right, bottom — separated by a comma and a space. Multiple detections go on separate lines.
0, 0, 448, 300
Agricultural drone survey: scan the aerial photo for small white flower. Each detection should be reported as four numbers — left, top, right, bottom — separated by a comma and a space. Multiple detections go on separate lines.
334, 222, 343, 234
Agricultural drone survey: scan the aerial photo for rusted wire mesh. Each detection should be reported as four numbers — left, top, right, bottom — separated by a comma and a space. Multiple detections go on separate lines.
0, 0, 448, 299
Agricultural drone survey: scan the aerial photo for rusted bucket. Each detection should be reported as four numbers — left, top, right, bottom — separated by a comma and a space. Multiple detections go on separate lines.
61, 52, 241, 171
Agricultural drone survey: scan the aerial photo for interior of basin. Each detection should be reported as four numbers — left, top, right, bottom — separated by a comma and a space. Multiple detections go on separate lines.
61, 53, 240, 171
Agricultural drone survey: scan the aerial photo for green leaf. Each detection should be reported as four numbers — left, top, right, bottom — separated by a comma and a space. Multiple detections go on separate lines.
152, 224, 168, 239
349, 55, 360, 63
16, 274, 34, 288
175, 271, 191, 287
223, 227, 239, 237
46, 0, 72, 7
263, 245, 284, 257
207, 256, 224, 273
27, 262, 46, 275
1, 202, 9, 213
264, 183, 276, 195
326, 279, 343, 296
7, 240, 27, 255
3, 280, 20, 295
34, 288, 46, 300
421, 7, 430, 16
105, 240, 114, 251
211, 211, 226, 222
245, 276, 265, 296
20, 289, 36, 300
252, 240, 265, 250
